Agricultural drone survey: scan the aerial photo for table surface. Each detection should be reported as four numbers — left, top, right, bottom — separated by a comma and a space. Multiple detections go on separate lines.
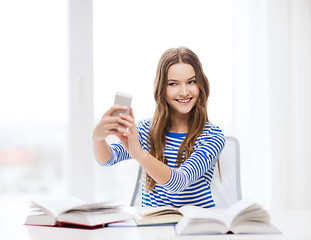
1, 201, 311, 240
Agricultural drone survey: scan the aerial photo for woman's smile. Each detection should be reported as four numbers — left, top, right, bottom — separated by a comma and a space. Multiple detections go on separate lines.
175, 98, 192, 104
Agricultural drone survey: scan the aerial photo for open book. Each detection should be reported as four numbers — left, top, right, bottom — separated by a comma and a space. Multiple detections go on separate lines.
134, 206, 183, 226
24, 197, 132, 228
175, 199, 281, 235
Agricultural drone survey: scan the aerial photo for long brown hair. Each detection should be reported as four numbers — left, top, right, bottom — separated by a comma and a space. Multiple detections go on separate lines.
146, 47, 210, 191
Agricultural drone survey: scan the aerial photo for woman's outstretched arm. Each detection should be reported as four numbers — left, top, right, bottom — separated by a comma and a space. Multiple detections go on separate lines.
116, 109, 172, 185
92, 105, 129, 164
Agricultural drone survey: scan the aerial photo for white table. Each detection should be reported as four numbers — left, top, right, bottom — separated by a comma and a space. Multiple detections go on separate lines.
1, 201, 311, 240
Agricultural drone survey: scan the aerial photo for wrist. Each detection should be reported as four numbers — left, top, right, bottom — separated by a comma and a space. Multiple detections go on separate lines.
92, 135, 107, 145
92, 130, 107, 142
134, 149, 148, 162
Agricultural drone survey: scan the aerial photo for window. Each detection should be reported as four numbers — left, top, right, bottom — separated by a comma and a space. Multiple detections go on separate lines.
0, 1, 67, 200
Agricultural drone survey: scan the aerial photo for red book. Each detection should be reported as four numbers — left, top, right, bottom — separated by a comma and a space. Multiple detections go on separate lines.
24, 196, 132, 228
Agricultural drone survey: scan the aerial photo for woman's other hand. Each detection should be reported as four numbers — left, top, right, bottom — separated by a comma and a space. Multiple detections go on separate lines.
92, 105, 129, 142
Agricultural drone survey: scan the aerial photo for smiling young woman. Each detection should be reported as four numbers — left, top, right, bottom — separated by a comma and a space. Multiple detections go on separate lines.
93, 47, 226, 208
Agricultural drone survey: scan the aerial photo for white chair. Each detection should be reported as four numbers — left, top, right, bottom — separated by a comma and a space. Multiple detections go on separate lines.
130, 164, 143, 207
211, 136, 242, 208
130, 136, 242, 208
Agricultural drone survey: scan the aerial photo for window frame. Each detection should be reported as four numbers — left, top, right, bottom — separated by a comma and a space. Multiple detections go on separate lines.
68, 0, 95, 202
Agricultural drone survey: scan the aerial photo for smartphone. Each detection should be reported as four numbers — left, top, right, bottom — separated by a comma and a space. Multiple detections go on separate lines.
112, 92, 133, 116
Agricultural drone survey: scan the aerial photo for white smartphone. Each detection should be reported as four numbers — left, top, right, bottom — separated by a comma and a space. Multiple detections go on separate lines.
112, 92, 133, 116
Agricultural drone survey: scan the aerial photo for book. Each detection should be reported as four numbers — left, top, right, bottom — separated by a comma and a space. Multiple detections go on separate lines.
24, 196, 132, 228
133, 206, 183, 226
175, 199, 281, 235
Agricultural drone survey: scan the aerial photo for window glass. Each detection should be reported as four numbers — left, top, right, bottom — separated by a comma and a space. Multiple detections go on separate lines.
0, 1, 67, 200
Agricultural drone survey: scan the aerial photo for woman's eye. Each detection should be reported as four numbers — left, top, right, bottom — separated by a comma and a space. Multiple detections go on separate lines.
168, 82, 177, 86
189, 80, 196, 84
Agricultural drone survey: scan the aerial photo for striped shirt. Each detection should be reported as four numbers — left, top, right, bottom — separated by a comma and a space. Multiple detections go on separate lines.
102, 119, 226, 208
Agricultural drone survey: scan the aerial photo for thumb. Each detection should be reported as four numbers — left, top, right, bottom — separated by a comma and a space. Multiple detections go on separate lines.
129, 107, 134, 119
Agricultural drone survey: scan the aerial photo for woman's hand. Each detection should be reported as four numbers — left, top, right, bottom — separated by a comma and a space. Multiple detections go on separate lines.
92, 105, 129, 142
116, 108, 145, 159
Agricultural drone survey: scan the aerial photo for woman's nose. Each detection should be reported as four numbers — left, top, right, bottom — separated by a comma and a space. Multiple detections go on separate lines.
179, 84, 189, 97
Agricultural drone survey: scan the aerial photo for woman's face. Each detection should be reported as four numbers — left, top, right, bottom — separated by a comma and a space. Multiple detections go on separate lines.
165, 62, 200, 118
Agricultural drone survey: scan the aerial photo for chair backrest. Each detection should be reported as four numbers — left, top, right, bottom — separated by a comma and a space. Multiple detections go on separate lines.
211, 136, 242, 208
130, 165, 143, 206
130, 136, 242, 208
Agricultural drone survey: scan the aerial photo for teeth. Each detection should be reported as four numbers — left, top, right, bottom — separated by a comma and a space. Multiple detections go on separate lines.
177, 99, 190, 103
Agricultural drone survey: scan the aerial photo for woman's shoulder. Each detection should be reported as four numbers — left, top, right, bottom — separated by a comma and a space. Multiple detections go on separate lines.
194, 122, 226, 150
201, 121, 225, 139
136, 118, 152, 132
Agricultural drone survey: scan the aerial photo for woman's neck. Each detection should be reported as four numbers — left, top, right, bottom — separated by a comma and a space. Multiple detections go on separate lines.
168, 113, 190, 133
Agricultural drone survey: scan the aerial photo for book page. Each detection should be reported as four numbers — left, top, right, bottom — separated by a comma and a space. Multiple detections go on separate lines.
31, 197, 85, 217
65, 202, 121, 213
58, 209, 133, 227
136, 206, 181, 217
175, 215, 229, 234
226, 199, 271, 230
225, 199, 257, 225
179, 205, 228, 225
233, 221, 281, 234
134, 207, 182, 226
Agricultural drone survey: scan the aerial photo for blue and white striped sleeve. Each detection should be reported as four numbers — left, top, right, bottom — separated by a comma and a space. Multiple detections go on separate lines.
98, 119, 151, 166
97, 142, 131, 166
162, 126, 226, 193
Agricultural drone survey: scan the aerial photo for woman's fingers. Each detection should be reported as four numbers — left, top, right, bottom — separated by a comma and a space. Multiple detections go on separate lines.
94, 106, 133, 141
104, 105, 128, 117
129, 107, 134, 118
116, 114, 135, 131
93, 115, 125, 141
